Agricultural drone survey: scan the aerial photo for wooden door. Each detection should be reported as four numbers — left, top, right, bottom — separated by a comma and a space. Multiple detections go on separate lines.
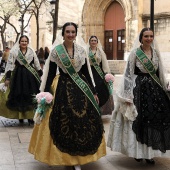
117, 29, 125, 60
104, 1, 125, 60
104, 30, 113, 60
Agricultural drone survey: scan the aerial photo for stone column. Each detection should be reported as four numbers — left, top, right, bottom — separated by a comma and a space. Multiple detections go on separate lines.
138, 0, 143, 32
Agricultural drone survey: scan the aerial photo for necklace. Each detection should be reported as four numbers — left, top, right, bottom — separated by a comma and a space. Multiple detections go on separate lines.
20, 48, 27, 55
64, 44, 74, 59
141, 46, 153, 60
90, 47, 97, 55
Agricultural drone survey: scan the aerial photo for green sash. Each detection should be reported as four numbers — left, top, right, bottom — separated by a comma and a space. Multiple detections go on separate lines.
55, 44, 101, 115
136, 48, 162, 87
18, 50, 41, 83
89, 50, 113, 95
89, 50, 105, 79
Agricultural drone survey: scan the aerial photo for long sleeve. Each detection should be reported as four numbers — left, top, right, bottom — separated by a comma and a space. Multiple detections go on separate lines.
81, 59, 97, 94
100, 62, 105, 73
5, 70, 12, 80
44, 61, 57, 92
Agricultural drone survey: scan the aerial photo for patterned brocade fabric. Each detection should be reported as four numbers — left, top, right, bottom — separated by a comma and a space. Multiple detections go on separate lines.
49, 72, 104, 156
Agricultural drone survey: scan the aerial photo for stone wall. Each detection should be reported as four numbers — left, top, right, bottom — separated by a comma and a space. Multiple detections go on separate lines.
82, 0, 135, 47
107, 52, 170, 76
161, 52, 170, 74
108, 60, 126, 74
143, 0, 170, 14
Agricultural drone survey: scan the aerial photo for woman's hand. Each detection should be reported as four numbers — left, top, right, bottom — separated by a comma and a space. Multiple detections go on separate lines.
94, 94, 99, 104
4, 80, 10, 86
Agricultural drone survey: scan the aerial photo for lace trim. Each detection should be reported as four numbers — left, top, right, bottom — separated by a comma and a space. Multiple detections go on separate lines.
50, 43, 86, 73
5, 47, 41, 72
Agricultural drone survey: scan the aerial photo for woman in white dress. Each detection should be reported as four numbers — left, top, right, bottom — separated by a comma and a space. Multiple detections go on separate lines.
107, 27, 170, 164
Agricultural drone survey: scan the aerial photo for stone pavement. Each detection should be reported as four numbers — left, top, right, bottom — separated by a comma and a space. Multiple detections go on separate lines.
0, 75, 170, 170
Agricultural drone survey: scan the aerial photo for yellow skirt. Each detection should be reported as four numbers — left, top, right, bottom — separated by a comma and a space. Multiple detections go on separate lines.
28, 75, 106, 166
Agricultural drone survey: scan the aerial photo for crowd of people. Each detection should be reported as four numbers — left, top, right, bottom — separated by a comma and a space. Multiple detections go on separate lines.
0, 22, 170, 169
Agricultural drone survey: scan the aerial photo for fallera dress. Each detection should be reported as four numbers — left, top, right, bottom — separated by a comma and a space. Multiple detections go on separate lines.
107, 47, 170, 159
28, 43, 106, 165
0, 47, 42, 119
88, 48, 114, 115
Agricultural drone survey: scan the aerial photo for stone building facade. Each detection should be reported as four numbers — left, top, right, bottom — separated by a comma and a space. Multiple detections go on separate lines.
81, 0, 170, 73
1, 0, 170, 74
82, 0, 170, 52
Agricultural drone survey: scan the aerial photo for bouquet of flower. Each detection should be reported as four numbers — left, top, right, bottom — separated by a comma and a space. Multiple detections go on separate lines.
105, 73, 115, 83
33, 92, 53, 124
105, 73, 115, 95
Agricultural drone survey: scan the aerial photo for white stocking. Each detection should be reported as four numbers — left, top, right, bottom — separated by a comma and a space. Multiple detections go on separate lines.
74, 165, 81, 170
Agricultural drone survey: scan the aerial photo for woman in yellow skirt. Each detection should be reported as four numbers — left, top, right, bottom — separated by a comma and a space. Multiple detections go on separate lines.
0, 35, 42, 124
28, 22, 106, 170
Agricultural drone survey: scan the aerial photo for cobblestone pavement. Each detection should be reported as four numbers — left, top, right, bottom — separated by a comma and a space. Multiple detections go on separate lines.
0, 75, 170, 170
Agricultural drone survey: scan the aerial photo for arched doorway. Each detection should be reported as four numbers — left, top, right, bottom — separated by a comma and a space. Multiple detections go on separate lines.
104, 1, 125, 60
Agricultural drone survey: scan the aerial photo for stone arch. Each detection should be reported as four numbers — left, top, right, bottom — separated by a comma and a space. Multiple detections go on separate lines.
82, 0, 133, 50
